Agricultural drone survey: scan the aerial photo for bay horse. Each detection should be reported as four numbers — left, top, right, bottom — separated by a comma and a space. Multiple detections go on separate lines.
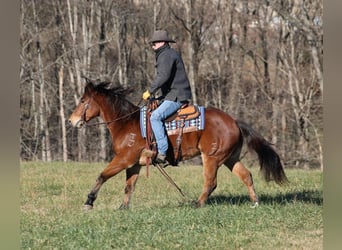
68, 80, 288, 210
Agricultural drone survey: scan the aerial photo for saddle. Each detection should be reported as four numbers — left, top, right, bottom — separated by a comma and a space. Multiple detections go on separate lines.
145, 100, 201, 166
165, 104, 200, 122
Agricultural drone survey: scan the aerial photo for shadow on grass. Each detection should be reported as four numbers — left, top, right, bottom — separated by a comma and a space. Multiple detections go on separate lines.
205, 189, 322, 206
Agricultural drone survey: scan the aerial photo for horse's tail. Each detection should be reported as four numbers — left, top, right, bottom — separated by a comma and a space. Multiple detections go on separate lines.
236, 120, 288, 185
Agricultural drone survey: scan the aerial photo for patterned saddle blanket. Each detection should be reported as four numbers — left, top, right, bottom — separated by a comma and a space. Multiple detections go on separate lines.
140, 105, 205, 137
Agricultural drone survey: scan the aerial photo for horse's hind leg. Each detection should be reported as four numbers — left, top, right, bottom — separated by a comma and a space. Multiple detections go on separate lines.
196, 154, 219, 208
119, 164, 141, 209
226, 161, 259, 207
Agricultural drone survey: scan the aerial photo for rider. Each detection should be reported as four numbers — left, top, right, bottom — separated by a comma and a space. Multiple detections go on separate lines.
143, 30, 192, 166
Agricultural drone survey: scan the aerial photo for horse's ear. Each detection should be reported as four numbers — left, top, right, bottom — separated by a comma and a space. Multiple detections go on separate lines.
84, 80, 95, 94
82, 75, 93, 86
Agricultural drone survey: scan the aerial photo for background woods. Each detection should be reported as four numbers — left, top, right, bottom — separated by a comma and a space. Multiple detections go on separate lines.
20, 0, 323, 169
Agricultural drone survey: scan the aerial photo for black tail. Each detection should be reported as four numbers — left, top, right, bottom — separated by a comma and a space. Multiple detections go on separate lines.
236, 120, 288, 185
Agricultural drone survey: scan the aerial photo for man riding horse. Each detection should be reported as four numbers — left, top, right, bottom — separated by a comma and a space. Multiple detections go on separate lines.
142, 30, 192, 167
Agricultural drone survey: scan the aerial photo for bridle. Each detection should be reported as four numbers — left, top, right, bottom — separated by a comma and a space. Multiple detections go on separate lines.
77, 95, 143, 128
81, 102, 90, 124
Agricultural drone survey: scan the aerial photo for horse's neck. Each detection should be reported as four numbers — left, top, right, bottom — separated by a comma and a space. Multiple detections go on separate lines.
99, 99, 138, 131
99, 106, 119, 126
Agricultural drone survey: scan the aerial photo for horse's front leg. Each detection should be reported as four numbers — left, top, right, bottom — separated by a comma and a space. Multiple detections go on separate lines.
84, 175, 105, 210
83, 158, 128, 211
119, 164, 142, 209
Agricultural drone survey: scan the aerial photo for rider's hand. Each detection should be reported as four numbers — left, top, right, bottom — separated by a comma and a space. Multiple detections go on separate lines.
142, 90, 151, 100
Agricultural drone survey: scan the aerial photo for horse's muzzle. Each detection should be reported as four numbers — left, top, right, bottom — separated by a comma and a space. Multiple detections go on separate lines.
68, 117, 85, 128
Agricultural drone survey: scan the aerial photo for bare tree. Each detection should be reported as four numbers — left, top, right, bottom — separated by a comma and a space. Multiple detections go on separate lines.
271, 0, 323, 168
32, 0, 52, 161
19, 0, 322, 168
169, 0, 219, 104
271, 0, 323, 94
58, 65, 68, 161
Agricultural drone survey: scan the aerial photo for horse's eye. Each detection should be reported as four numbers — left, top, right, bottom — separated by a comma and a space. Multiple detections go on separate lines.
80, 99, 85, 103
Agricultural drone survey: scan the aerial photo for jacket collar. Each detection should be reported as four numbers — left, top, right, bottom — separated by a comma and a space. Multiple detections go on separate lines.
154, 44, 170, 58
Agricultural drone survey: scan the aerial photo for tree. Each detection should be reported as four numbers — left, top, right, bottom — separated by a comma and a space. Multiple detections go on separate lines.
19, 0, 323, 169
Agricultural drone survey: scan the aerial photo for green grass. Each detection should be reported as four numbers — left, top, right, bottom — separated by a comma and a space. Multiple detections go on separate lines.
20, 162, 322, 249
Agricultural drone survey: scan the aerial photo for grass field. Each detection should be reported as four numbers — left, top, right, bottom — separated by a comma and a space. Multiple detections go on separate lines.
20, 162, 322, 249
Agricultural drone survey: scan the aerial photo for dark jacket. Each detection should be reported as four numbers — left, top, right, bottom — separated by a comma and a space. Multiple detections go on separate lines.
149, 44, 192, 102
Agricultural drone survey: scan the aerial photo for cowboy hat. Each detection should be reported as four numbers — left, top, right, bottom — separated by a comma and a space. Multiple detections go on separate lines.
148, 30, 176, 43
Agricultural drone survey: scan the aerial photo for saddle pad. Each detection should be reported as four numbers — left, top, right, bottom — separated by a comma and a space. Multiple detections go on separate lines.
140, 105, 205, 138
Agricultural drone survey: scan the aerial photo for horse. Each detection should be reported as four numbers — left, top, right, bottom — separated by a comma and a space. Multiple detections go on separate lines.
68, 80, 288, 210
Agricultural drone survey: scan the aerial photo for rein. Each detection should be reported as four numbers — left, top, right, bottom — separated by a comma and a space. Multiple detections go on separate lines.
154, 163, 186, 197
80, 98, 144, 127
84, 108, 141, 127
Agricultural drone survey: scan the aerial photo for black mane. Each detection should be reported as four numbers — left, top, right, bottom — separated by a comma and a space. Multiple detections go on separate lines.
94, 82, 133, 100
87, 81, 139, 120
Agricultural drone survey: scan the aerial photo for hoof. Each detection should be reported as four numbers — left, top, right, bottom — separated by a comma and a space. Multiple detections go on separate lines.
194, 201, 204, 208
250, 202, 259, 208
83, 204, 93, 211
119, 204, 129, 210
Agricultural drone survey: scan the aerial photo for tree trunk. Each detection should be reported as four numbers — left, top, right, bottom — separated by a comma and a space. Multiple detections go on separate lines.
97, 2, 107, 162
185, 0, 198, 104
114, 13, 129, 87
33, 0, 51, 161
67, 0, 86, 161
58, 65, 68, 162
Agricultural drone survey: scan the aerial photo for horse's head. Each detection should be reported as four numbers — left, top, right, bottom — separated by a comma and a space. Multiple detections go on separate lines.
68, 82, 101, 128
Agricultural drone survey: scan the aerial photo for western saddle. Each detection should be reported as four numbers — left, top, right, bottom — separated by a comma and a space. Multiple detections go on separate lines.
145, 99, 200, 166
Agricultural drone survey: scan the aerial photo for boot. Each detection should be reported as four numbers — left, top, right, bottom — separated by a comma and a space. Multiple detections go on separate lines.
153, 153, 169, 168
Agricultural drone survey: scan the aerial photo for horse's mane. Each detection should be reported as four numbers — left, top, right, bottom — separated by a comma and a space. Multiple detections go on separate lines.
93, 82, 133, 100
90, 81, 139, 120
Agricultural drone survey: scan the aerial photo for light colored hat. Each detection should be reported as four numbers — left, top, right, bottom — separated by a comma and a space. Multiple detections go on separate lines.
149, 30, 176, 43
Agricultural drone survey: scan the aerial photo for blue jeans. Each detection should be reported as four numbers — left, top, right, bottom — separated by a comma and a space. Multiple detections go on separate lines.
150, 100, 182, 155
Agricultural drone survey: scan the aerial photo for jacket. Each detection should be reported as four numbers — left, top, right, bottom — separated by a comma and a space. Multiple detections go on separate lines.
149, 44, 192, 102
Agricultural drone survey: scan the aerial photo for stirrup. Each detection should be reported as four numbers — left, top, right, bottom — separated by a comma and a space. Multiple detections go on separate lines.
153, 157, 169, 168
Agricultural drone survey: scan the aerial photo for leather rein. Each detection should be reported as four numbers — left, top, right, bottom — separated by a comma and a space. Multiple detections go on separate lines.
78, 96, 143, 127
